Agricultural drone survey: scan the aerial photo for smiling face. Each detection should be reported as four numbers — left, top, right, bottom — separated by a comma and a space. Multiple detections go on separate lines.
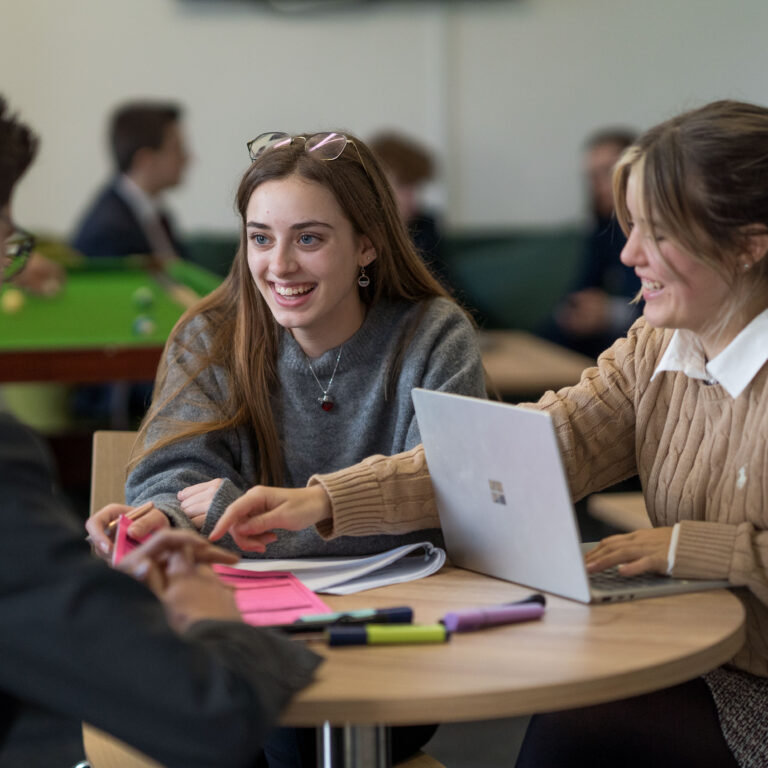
245, 174, 375, 357
619, 166, 736, 354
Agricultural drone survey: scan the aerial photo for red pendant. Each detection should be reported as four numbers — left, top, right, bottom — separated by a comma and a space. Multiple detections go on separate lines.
321, 400, 334, 412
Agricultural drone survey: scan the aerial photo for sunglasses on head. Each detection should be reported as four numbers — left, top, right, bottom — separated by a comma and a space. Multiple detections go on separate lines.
246, 131, 368, 175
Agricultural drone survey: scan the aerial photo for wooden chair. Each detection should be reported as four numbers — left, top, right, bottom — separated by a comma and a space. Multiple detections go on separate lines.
83, 724, 445, 768
82, 724, 163, 768
89, 430, 137, 514
86, 432, 446, 768
398, 750, 447, 768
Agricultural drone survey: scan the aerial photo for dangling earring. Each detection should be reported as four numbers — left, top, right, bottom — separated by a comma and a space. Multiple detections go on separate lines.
358, 265, 370, 288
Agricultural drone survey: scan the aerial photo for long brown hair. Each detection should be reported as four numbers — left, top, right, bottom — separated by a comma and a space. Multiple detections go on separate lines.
612, 100, 768, 329
134, 131, 454, 485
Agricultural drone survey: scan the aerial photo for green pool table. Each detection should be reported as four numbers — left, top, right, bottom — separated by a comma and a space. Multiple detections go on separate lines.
0, 258, 222, 384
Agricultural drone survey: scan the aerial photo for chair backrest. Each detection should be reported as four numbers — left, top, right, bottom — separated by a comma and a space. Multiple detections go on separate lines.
89, 430, 138, 516
86, 438, 163, 768
82, 723, 164, 768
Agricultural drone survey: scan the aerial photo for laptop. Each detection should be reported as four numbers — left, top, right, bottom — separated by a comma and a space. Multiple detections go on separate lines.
412, 388, 730, 603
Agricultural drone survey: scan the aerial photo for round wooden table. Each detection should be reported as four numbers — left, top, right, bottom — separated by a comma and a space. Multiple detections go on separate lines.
281, 566, 745, 766
84, 566, 745, 768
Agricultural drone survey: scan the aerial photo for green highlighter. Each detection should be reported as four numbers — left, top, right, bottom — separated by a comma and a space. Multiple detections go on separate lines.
327, 623, 449, 647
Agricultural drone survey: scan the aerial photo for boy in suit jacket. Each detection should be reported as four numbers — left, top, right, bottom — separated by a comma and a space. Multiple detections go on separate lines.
72, 100, 189, 262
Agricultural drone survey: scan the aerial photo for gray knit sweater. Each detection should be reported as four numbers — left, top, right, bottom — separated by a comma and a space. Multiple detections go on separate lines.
126, 297, 487, 557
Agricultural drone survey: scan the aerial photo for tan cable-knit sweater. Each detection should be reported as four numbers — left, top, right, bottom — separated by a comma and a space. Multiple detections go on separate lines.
312, 317, 768, 678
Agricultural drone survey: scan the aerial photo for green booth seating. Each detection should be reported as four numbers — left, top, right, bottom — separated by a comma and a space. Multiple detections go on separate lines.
186, 233, 239, 276
442, 227, 584, 331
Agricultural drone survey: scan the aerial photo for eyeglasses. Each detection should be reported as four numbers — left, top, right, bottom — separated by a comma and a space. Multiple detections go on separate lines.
2, 217, 35, 280
246, 131, 368, 175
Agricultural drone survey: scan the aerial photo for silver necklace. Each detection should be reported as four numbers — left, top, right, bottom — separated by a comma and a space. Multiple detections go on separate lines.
306, 345, 343, 411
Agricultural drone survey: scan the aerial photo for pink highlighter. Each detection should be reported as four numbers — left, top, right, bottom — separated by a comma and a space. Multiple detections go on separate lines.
441, 594, 546, 633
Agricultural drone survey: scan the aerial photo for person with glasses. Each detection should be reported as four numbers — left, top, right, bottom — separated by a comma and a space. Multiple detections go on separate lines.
88, 129, 485, 557
2, 209, 65, 299
2, 217, 34, 279
0, 96, 321, 768
213, 101, 768, 768
87, 129, 486, 767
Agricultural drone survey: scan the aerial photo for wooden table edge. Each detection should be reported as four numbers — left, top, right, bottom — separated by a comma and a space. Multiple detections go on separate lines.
281, 590, 746, 727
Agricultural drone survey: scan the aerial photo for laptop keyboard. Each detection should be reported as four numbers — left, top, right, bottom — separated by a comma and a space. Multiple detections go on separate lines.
589, 567, 672, 592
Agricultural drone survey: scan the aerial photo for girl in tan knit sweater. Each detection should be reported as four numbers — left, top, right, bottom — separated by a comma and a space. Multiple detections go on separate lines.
213, 101, 768, 767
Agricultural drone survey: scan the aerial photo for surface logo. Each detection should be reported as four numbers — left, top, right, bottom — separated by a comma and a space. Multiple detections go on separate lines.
489, 479, 506, 505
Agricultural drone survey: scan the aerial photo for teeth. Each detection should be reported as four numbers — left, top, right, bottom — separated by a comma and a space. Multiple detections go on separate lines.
642, 279, 663, 291
275, 284, 313, 297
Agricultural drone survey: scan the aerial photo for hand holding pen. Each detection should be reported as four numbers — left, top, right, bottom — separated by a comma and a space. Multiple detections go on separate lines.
85, 500, 169, 558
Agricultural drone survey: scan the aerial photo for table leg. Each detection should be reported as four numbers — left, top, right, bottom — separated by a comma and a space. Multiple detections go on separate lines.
317, 722, 391, 768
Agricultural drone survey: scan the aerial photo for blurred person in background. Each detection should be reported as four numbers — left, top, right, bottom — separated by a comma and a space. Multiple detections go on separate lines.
543, 128, 640, 358
70, 100, 192, 426
72, 99, 189, 263
369, 130, 453, 291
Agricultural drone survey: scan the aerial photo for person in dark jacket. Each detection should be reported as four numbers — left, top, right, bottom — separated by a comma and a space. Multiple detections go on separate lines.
71, 100, 189, 262
543, 128, 640, 358
0, 95, 321, 768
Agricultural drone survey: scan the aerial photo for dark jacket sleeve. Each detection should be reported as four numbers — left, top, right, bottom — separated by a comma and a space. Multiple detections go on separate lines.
71, 184, 152, 258
72, 182, 188, 260
0, 414, 322, 768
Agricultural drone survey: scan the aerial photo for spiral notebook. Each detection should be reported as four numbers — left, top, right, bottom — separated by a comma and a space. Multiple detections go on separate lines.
222, 541, 446, 595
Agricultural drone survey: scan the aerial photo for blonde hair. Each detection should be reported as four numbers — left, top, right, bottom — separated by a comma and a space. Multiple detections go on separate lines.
132, 131, 455, 485
612, 100, 768, 336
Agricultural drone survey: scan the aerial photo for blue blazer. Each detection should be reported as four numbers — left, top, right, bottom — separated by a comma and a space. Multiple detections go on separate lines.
71, 180, 187, 259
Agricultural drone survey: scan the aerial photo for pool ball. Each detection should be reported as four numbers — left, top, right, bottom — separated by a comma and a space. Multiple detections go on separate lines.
132, 286, 155, 309
131, 315, 157, 336
1, 287, 25, 314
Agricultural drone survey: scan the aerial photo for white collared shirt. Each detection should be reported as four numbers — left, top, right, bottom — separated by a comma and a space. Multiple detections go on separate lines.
115, 174, 178, 261
651, 308, 768, 398
650, 308, 768, 572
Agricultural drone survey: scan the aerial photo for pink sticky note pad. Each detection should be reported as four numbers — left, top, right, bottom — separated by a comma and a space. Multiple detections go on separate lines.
111, 514, 146, 566
213, 564, 331, 626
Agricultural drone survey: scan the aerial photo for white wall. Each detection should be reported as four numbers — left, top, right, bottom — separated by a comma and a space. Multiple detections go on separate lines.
4, 0, 768, 236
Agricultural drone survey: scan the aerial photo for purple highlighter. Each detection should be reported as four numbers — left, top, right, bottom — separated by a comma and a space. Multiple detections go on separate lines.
441, 594, 546, 633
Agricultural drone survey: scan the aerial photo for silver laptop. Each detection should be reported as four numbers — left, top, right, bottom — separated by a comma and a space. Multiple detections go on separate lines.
412, 388, 730, 603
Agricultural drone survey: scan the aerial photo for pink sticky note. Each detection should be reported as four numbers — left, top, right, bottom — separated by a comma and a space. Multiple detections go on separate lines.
110, 522, 331, 626
213, 564, 331, 626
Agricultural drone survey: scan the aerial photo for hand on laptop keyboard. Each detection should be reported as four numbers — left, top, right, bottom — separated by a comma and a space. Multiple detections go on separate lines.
584, 528, 674, 577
